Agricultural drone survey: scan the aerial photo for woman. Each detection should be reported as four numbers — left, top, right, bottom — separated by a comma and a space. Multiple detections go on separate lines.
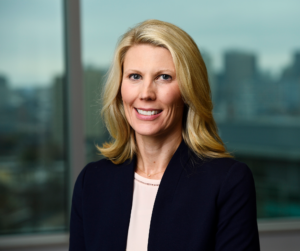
69, 20, 260, 250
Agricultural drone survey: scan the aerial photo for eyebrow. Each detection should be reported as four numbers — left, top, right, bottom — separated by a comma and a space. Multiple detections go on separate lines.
123, 69, 175, 75
123, 69, 143, 75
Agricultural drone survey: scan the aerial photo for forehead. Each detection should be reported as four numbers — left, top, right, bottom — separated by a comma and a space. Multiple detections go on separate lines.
123, 44, 175, 70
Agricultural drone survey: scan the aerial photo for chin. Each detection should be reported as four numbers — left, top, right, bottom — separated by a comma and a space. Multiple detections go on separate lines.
135, 130, 160, 137
133, 127, 162, 137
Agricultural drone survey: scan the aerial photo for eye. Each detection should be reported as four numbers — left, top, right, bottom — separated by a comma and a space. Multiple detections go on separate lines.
159, 74, 172, 81
129, 74, 141, 80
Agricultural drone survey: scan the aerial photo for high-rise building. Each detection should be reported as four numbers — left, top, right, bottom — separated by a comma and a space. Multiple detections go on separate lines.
83, 67, 106, 139
51, 75, 65, 151
224, 51, 257, 84
83, 66, 110, 162
281, 51, 300, 80
219, 51, 258, 120
279, 51, 300, 114
0, 76, 9, 107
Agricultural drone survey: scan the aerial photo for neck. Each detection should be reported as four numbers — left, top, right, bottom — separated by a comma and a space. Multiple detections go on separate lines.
135, 129, 182, 180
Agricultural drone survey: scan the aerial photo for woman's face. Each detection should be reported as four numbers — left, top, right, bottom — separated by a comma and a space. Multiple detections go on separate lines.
121, 44, 184, 139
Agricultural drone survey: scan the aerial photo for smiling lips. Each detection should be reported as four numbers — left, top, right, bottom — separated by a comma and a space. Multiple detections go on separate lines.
135, 108, 163, 120
136, 108, 162, 116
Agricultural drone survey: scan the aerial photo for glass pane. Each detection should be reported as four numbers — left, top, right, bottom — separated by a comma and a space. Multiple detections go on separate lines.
84, 67, 110, 162
81, 0, 300, 220
0, 0, 67, 235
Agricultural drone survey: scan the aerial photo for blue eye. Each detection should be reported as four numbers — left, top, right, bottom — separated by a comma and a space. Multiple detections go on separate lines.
129, 74, 141, 80
161, 74, 171, 80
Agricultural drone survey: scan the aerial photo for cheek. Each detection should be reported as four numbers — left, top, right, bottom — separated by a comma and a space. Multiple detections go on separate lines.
121, 81, 134, 105
162, 86, 184, 109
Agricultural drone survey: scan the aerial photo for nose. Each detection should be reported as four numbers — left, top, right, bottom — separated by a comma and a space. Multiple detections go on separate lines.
139, 77, 156, 101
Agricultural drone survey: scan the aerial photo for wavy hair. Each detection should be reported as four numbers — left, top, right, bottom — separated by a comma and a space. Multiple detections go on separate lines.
97, 19, 232, 163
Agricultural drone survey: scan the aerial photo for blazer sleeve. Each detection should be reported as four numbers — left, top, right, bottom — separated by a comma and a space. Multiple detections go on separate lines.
69, 167, 87, 251
215, 162, 260, 251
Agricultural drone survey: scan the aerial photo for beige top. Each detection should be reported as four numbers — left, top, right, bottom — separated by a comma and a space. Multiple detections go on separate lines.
126, 172, 161, 251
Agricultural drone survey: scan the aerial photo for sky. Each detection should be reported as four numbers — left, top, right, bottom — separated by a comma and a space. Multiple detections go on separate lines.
0, 0, 299, 87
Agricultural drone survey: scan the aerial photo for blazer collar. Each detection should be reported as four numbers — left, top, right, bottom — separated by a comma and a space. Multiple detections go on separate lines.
152, 139, 191, 205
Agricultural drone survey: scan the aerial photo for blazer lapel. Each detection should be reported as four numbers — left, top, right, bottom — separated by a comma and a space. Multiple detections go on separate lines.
148, 140, 191, 250
112, 157, 136, 250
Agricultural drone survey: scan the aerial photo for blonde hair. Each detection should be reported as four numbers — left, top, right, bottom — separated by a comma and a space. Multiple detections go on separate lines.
97, 19, 232, 164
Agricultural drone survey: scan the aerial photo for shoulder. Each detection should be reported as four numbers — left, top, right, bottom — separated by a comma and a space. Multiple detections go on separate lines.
188, 154, 252, 180
73, 158, 123, 191
203, 157, 253, 181
185, 154, 255, 194
184, 155, 257, 213
201, 157, 256, 204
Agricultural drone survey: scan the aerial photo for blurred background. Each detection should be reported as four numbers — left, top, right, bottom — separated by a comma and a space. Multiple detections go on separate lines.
0, 0, 299, 250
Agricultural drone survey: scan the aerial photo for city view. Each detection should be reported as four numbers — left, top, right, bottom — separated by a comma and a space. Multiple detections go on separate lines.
1, 48, 300, 234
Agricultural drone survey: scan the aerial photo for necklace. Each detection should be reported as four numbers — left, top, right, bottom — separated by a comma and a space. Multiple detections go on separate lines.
134, 178, 160, 186
137, 166, 165, 178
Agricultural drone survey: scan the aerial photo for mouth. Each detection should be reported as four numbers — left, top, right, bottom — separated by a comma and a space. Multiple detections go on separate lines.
135, 108, 163, 116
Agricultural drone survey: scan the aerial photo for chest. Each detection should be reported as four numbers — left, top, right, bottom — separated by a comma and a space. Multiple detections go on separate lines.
82, 171, 219, 250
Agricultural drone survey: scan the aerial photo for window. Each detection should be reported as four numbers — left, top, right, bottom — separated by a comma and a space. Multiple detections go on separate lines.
0, 0, 68, 235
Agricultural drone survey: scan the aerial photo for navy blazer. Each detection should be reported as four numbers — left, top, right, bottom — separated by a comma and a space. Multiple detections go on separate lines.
69, 140, 260, 250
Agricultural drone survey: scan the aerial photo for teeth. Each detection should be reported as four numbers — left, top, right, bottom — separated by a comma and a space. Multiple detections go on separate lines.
137, 109, 160, 116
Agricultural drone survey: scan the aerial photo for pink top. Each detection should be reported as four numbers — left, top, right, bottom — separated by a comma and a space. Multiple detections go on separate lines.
126, 172, 161, 251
